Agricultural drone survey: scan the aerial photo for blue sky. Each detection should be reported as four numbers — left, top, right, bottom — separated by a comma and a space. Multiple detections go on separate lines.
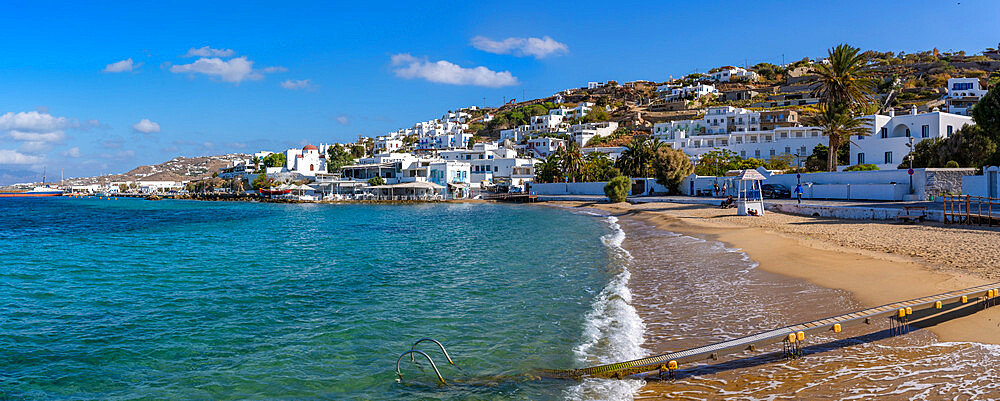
1, 0, 998, 184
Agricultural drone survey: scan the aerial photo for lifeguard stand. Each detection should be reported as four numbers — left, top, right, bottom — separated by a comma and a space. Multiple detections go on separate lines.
736, 169, 766, 216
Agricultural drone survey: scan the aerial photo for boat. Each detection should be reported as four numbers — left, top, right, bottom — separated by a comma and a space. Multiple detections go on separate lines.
0, 186, 65, 197
0, 168, 65, 197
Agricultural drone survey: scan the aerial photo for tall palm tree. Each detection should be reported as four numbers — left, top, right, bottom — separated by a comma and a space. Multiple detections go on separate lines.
559, 142, 585, 182
811, 44, 877, 109
534, 153, 562, 183
808, 104, 873, 171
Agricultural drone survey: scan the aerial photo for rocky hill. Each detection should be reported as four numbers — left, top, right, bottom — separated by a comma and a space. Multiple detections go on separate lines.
62, 154, 249, 185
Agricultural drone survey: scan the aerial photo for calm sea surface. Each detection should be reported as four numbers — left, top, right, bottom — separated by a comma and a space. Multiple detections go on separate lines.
5, 198, 998, 400
0, 198, 638, 400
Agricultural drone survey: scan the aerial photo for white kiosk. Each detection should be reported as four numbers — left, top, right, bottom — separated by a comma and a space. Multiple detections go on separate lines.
736, 169, 766, 216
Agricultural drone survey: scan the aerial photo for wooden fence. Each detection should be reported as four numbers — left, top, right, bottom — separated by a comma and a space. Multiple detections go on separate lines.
943, 195, 999, 226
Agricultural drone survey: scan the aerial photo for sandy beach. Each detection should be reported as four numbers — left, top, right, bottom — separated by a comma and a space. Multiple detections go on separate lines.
548, 200, 1000, 345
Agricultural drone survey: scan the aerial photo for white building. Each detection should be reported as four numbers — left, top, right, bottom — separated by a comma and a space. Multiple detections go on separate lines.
438, 143, 536, 187
374, 137, 404, 152
709, 67, 758, 82
529, 114, 565, 133
500, 125, 532, 144
850, 107, 975, 170
653, 106, 824, 165
657, 84, 720, 101
945, 78, 987, 116
526, 137, 566, 158
570, 121, 619, 147
284, 144, 326, 176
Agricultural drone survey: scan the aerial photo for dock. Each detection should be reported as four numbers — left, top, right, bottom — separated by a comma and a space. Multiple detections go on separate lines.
561, 282, 1000, 379
484, 193, 537, 203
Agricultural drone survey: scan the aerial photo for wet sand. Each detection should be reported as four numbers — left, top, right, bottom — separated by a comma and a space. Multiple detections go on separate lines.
548, 200, 1000, 345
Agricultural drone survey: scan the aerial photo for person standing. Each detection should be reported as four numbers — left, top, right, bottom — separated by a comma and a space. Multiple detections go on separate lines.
794, 183, 804, 204
713, 182, 720, 197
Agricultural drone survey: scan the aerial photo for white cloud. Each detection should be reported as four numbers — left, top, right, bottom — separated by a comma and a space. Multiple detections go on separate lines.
63, 147, 81, 157
183, 46, 235, 58
263, 66, 288, 73
0, 111, 71, 132
390, 53, 518, 87
18, 141, 50, 153
169, 56, 262, 83
336, 116, 349, 125
104, 58, 140, 73
0, 149, 43, 165
280, 79, 316, 90
8, 130, 65, 142
132, 118, 161, 134
470, 36, 568, 58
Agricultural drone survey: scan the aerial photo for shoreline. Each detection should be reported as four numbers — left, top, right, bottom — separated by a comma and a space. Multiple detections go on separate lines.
545, 199, 1000, 346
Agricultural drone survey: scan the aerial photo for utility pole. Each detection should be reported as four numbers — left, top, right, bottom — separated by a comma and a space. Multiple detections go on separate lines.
483, 97, 486, 109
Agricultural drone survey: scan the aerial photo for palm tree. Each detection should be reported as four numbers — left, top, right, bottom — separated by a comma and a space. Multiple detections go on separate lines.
808, 104, 873, 171
559, 142, 585, 182
534, 153, 562, 183
811, 44, 877, 109
616, 136, 662, 178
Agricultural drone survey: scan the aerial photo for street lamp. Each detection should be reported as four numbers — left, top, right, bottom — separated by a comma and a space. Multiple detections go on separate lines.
906, 137, 915, 195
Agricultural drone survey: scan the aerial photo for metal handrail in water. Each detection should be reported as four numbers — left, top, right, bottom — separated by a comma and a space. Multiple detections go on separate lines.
396, 350, 446, 385
409, 338, 455, 365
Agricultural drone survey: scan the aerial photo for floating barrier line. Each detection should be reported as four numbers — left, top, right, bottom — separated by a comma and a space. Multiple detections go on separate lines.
564, 282, 1000, 379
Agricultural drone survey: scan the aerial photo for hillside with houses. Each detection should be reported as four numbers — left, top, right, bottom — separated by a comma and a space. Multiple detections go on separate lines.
64, 44, 1000, 201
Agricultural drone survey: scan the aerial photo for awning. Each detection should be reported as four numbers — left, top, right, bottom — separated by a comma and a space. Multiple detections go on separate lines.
736, 169, 767, 181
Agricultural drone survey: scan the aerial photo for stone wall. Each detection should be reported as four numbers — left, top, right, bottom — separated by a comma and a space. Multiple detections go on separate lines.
925, 168, 977, 196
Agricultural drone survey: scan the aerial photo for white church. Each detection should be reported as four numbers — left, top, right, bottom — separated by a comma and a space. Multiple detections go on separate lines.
284, 144, 327, 176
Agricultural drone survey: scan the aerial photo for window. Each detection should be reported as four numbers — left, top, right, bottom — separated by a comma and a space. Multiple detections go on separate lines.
881, 127, 888, 138
884, 151, 893, 164
905, 128, 910, 137
800, 146, 807, 155
858, 153, 865, 165
769, 149, 776, 157
740, 150, 746, 157
754, 150, 761, 158
953, 82, 973, 90
921, 125, 929, 138
785, 147, 791, 154
947, 125, 954, 135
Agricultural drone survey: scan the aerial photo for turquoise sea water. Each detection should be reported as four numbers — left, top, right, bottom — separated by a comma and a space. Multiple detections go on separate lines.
0, 198, 632, 400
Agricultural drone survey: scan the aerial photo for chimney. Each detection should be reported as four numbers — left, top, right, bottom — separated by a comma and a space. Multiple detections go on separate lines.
888, 108, 895, 117
911, 105, 918, 115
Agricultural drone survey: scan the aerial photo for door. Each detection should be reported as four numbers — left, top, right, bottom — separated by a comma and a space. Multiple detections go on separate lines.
989, 171, 998, 198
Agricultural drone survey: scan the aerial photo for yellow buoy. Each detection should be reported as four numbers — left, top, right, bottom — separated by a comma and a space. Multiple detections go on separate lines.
962, 295, 968, 303
898, 308, 906, 318
787, 333, 796, 343
667, 360, 678, 370
905, 307, 912, 315
796, 331, 805, 341
833, 323, 842, 333
935, 301, 943, 309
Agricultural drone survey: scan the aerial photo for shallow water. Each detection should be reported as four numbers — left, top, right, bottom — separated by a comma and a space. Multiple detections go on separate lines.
615, 217, 1000, 400
0, 198, 633, 400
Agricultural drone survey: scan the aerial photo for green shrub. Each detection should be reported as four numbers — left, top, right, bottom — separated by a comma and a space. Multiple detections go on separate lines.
367, 176, 386, 186
945, 160, 960, 168
604, 175, 630, 203
844, 163, 880, 171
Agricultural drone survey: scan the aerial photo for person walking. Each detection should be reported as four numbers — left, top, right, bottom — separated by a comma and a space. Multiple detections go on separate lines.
713, 182, 720, 197
794, 183, 804, 204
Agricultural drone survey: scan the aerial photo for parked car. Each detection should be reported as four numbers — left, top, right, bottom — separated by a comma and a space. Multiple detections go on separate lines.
760, 183, 791, 199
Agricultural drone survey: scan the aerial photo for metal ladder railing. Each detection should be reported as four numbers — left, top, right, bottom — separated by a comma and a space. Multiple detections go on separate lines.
395, 338, 455, 385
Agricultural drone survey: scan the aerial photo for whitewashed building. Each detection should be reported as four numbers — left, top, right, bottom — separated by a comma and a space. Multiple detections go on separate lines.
657, 84, 720, 101
570, 121, 619, 147
525, 137, 566, 158
709, 67, 758, 82
284, 144, 326, 176
850, 107, 975, 170
945, 78, 987, 116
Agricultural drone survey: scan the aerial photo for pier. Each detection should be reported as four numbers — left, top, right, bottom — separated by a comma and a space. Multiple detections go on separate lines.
560, 282, 1000, 380
483, 193, 537, 203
